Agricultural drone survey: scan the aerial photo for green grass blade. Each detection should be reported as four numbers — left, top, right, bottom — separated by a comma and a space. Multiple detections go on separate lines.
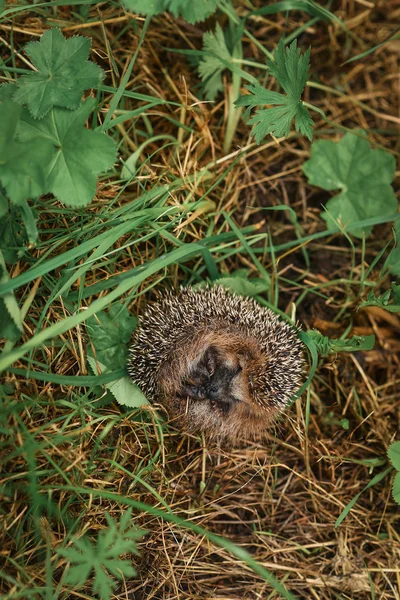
0, 243, 205, 372
335, 467, 392, 527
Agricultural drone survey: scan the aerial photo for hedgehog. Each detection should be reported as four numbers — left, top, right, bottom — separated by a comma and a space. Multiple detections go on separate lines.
127, 285, 306, 441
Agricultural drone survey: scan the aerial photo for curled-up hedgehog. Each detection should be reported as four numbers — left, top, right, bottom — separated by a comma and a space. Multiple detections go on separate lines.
127, 285, 306, 442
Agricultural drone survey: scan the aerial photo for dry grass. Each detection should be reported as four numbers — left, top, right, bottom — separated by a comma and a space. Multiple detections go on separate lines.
1, 0, 400, 599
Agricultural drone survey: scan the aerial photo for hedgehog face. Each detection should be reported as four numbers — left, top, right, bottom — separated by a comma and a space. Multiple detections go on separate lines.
180, 345, 251, 415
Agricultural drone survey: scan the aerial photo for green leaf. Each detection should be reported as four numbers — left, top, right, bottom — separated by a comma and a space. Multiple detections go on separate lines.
59, 509, 146, 600
86, 303, 137, 371
335, 467, 392, 527
121, 0, 219, 23
392, 472, 400, 505
17, 98, 117, 207
121, 0, 164, 17
250, 0, 344, 26
343, 28, 400, 64
87, 356, 148, 408
107, 375, 148, 407
215, 275, 269, 297
235, 40, 314, 142
198, 24, 232, 100
308, 329, 375, 357
13, 28, 104, 119
303, 132, 397, 238
168, 0, 219, 22
0, 100, 53, 204
388, 441, 400, 472
358, 283, 400, 314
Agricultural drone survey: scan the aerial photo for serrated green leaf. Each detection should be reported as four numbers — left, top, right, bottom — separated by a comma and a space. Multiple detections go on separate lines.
121, 0, 218, 23
121, 0, 164, 17
107, 375, 148, 407
13, 28, 104, 119
303, 132, 397, 238
392, 471, 400, 505
236, 40, 314, 141
87, 303, 137, 371
0, 100, 53, 204
87, 357, 148, 408
59, 510, 145, 600
198, 24, 232, 100
308, 329, 375, 357
168, 0, 218, 22
17, 98, 117, 207
388, 441, 400, 471
268, 39, 310, 100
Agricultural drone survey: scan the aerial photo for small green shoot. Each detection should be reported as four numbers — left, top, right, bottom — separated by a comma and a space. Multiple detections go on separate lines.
235, 40, 314, 142
358, 283, 400, 313
120, 0, 219, 23
198, 23, 234, 100
303, 131, 397, 238
13, 28, 104, 119
307, 329, 375, 356
196, 21, 244, 151
59, 508, 146, 600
